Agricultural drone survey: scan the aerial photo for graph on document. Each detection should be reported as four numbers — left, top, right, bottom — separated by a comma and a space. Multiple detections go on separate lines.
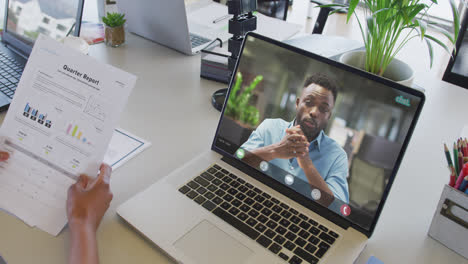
23, 103, 53, 128
65, 123, 93, 146
84, 96, 106, 122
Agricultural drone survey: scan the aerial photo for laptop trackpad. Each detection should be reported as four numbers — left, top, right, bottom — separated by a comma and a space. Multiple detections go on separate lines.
174, 220, 253, 264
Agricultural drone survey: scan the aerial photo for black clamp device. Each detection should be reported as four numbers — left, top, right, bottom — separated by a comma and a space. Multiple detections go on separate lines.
211, 0, 257, 111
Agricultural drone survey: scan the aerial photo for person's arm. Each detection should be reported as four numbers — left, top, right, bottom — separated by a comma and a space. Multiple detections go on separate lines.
243, 133, 309, 167
286, 126, 334, 205
295, 152, 333, 197
67, 164, 113, 264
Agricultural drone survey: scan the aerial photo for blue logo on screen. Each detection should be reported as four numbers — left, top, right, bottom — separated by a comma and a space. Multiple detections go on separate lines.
395, 95, 410, 107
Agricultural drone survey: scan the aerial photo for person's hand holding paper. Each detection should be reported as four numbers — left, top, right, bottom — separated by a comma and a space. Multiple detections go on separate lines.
0, 151, 9, 161
0, 34, 136, 236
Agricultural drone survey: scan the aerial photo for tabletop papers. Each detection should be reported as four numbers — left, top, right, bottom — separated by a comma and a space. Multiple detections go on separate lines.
0, 34, 136, 236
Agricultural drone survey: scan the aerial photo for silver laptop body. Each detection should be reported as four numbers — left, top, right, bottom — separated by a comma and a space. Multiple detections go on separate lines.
118, 33, 425, 264
116, 0, 216, 55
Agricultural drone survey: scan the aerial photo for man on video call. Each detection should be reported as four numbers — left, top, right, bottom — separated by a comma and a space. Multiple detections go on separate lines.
241, 73, 349, 204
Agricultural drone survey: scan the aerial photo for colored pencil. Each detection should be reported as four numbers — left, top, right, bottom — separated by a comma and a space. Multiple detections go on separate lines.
465, 138, 468, 155
454, 142, 459, 175
444, 143, 454, 168
455, 163, 468, 189
464, 157, 468, 163
449, 166, 456, 187
459, 176, 468, 192
460, 140, 465, 157
464, 139, 468, 157
458, 152, 464, 174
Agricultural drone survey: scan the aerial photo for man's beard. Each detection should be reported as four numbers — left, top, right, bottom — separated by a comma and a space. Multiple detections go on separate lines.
298, 117, 321, 142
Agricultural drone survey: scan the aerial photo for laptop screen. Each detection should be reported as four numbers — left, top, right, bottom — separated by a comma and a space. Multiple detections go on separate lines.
5, 0, 81, 46
214, 34, 423, 232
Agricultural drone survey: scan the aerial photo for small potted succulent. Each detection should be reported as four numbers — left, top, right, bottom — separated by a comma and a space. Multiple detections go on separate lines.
102, 12, 126, 47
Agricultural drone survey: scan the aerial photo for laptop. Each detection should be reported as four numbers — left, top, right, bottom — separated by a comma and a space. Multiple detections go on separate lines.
0, 0, 84, 111
116, 0, 224, 55
117, 32, 425, 264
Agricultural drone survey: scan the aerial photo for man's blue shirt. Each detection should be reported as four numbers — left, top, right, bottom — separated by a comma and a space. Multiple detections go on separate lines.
241, 118, 349, 203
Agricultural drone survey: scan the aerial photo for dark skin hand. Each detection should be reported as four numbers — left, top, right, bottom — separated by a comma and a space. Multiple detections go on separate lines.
0, 151, 112, 264
67, 164, 113, 264
0, 151, 9, 161
286, 125, 334, 204
243, 84, 336, 205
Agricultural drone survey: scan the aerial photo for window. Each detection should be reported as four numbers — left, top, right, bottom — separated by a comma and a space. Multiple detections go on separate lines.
38, 26, 50, 36
42, 17, 50, 24
56, 24, 67, 31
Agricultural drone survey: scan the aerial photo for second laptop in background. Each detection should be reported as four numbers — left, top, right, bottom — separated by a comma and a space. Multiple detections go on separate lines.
117, 0, 226, 55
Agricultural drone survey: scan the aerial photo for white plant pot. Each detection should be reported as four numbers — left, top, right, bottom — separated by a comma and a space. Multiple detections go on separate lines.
339, 50, 415, 87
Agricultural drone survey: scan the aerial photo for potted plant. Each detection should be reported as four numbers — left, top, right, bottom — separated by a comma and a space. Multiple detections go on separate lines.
102, 12, 126, 47
322, 0, 462, 86
221, 72, 263, 146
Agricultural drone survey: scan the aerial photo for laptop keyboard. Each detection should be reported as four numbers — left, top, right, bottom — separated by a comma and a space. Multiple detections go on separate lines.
178, 164, 340, 264
189, 34, 211, 48
0, 50, 23, 99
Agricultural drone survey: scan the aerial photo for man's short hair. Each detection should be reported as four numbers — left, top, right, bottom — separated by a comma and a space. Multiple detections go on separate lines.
303, 73, 338, 102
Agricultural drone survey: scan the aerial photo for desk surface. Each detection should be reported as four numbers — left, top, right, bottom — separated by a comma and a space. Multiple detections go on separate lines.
1, 33, 468, 264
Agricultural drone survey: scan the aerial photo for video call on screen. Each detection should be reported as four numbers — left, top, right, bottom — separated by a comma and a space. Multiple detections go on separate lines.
215, 36, 421, 230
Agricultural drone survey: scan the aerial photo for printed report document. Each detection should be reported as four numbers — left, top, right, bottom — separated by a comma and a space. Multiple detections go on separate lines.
0, 35, 136, 235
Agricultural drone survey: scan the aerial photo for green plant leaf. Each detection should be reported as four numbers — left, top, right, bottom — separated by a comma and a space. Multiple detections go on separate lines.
102, 12, 126, 27
425, 34, 452, 55
226, 72, 243, 118
449, 0, 460, 43
429, 24, 455, 43
347, 0, 360, 23
329, 8, 347, 16
316, 4, 347, 9
424, 38, 434, 68
407, 4, 426, 22
415, 19, 427, 40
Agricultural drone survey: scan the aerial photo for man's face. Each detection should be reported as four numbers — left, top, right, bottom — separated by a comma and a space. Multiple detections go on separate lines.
295, 84, 334, 141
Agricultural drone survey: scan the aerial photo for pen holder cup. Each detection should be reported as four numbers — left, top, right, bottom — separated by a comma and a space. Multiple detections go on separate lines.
428, 184, 468, 259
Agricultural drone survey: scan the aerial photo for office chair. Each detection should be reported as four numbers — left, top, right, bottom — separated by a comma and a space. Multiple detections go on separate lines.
309, 0, 349, 34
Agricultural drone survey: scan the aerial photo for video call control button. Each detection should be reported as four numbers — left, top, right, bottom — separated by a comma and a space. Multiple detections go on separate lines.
235, 149, 245, 159
259, 161, 269, 172
340, 204, 351, 217
284, 175, 294, 185
311, 189, 321, 200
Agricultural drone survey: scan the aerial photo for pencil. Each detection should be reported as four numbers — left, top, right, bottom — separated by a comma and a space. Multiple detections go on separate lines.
459, 140, 464, 157
454, 142, 459, 175
460, 140, 464, 156
464, 139, 468, 157
455, 163, 468, 189
449, 166, 456, 187
459, 176, 468, 192
458, 152, 464, 174
444, 143, 454, 168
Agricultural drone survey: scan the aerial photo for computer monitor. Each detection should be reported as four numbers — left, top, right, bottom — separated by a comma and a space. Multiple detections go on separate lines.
443, 10, 467, 89
3, 0, 84, 56
213, 33, 424, 234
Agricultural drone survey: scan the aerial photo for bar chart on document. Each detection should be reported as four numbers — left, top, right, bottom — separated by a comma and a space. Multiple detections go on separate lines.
0, 35, 136, 235
5, 66, 112, 179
